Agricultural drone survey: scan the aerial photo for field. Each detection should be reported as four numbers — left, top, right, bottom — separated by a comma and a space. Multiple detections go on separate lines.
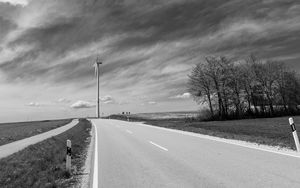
110, 113, 300, 150
0, 119, 91, 188
0, 119, 71, 146
129, 111, 198, 120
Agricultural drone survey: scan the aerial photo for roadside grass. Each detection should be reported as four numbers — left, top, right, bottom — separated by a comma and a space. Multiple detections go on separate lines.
0, 119, 72, 146
109, 114, 299, 150
0, 119, 91, 188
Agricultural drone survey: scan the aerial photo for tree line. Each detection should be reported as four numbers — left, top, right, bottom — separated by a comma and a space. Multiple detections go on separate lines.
188, 55, 300, 120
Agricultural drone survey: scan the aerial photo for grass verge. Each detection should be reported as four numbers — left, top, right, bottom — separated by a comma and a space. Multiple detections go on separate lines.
110, 114, 299, 150
0, 119, 72, 146
0, 118, 91, 188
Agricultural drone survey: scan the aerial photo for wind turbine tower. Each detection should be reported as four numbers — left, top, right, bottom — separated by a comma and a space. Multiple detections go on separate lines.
95, 57, 102, 118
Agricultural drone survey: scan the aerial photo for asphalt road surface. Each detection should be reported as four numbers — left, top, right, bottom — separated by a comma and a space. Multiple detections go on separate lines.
91, 119, 300, 188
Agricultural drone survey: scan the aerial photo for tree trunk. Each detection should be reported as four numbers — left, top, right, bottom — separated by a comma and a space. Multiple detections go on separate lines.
234, 86, 241, 118
282, 95, 288, 112
266, 94, 274, 116
244, 86, 252, 114
251, 92, 259, 115
222, 89, 228, 118
247, 99, 252, 113
214, 79, 223, 119
207, 93, 214, 117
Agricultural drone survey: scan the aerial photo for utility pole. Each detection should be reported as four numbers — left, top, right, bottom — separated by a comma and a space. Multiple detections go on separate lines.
95, 57, 102, 118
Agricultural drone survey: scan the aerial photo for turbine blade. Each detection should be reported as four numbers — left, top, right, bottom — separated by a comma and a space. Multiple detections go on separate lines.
94, 65, 97, 77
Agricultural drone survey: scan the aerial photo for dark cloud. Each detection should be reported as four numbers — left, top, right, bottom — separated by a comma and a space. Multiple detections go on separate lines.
9, 17, 83, 55
0, 2, 20, 18
0, 16, 17, 41
1, 0, 300, 90
0, 50, 40, 82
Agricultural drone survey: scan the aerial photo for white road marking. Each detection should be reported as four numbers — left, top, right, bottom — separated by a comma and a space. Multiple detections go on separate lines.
92, 122, 98, 188
138, 123, 300, 159
126, 130, 133, 134
149, 141, 168, 151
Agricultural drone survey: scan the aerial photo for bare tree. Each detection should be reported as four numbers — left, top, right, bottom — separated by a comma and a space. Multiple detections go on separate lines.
188, 63, 214, 117
227, 63, 243, 117
205, 56, 227, 118
274, 62, 289, 111
240, 55, 260, 115
188, 54, 300, 120
252, 60, 278, 115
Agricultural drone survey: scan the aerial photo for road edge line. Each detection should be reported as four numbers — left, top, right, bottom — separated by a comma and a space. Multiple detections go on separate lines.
91, 121, 98, 188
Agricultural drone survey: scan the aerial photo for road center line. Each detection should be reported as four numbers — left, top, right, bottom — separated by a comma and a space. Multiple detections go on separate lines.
126, 130, 133, 134
149, 141, 168, 151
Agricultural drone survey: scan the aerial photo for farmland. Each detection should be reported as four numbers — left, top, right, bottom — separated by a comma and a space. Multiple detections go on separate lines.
0, 119, 71, 146
0, 119, 91, 188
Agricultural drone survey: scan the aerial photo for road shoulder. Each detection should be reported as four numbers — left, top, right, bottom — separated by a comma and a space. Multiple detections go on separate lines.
79, 119, 96, 188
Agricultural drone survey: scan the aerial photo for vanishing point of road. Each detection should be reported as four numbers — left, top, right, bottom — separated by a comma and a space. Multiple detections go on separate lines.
91, 119, 300, 188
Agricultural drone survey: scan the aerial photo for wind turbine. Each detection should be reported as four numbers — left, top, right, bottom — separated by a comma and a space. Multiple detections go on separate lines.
94, 57, 102, 118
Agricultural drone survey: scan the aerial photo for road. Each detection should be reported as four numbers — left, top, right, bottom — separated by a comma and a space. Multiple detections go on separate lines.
0, 119, 78, 159
91, 119, 300, 188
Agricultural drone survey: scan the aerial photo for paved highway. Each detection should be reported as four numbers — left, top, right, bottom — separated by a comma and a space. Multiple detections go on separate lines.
91, 119, 300, 188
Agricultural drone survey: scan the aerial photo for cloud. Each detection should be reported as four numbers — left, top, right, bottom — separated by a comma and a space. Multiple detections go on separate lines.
100, 95, 115, 104
170, 92, 191, 99
148, 101, 157, 105
70, 100, 95, 109
26, 102, 40, 107
0, 0, 29, 6
0, 17, 17, 41
1, 0, 300, 86
0, 0, 300, 122
57, 98, 71, 103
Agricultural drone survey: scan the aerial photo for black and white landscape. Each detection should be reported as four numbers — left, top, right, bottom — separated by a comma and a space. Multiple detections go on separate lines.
0, 0, 300, 187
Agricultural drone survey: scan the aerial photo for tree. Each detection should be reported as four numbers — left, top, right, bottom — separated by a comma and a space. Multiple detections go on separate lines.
188, 54, 300, 120
188, 63, 214, 117
274, 62, 290, 111
252, 60, 278, 115
240, 55, 260, 115
227, 63, 244, 117
205, 56, 227, 118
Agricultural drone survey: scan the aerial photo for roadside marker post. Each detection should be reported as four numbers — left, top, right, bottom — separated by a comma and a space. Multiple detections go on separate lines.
289, 118, 300, 152
66, 140, 72, 172
127, 116, 129, 122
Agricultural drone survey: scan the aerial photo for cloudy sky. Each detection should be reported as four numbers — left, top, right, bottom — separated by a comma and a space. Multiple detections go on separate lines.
0, 0, 299, 122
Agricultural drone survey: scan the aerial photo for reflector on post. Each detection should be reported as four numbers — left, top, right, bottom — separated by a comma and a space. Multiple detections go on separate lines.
66, 139, 72, 172
289, 118, 300, 152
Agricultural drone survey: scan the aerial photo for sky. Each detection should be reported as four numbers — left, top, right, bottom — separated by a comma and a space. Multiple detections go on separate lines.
0, 0, 299, 122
